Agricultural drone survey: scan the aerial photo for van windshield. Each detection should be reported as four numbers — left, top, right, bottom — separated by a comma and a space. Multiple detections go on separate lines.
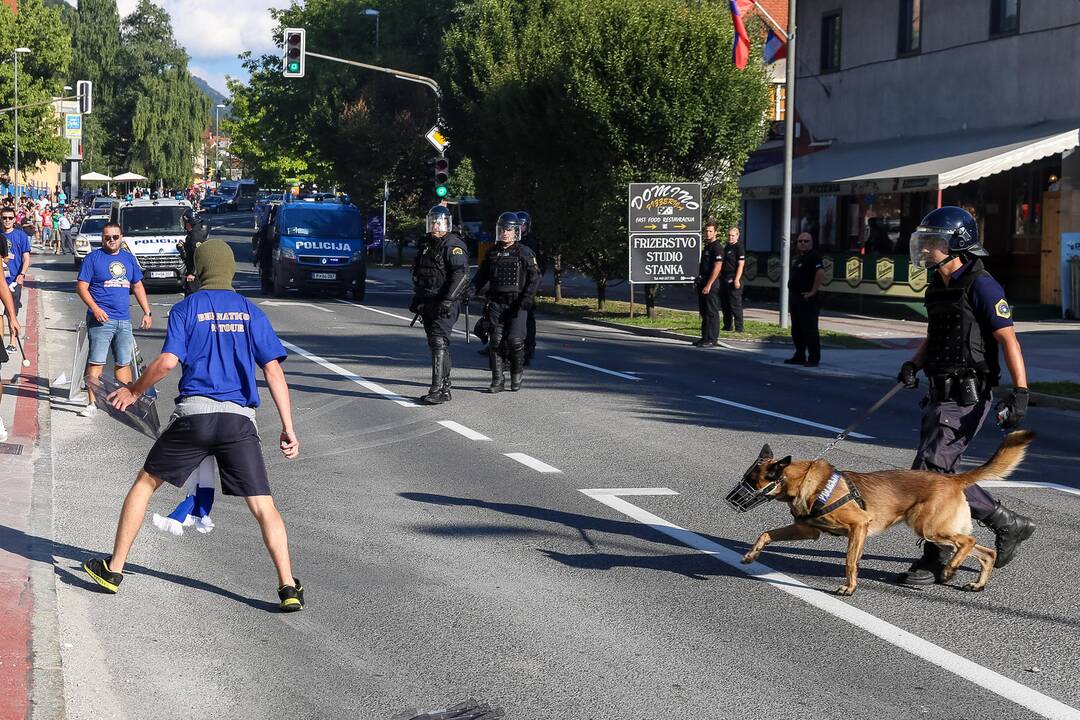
283, 210, 362, 239
120, 206, 188, 237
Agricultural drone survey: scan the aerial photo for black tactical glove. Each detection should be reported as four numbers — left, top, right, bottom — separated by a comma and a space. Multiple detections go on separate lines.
409, 296, 422, 314
438, 301, 453, 319
520, 296, 535, 312
898, 361, 920, 389
996, 387, 1029, 429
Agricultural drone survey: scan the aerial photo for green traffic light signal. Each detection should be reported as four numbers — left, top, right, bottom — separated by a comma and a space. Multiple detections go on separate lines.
436, 185, 448, 198
288, 61, 300, 72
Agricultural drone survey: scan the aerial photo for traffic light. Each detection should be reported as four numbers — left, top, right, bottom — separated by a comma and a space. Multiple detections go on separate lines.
283, 28, 306, 78
434, 156, 450, 198
77, 80, 92, 114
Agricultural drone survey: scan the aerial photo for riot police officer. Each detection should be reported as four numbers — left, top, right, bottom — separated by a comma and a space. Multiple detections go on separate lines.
897, 206, 1034, 586
179, 209, 210, 297
470, 212, 541, 393
517, 211, 541, 365
410, 205, 470, 405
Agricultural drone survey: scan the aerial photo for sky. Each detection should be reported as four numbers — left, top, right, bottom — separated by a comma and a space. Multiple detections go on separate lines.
68, 0, 293, 96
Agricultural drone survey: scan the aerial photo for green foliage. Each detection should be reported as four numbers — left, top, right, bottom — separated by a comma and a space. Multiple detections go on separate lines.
69, 0, 120, 172
0, 0, 72, 173
441, 0, 770, 286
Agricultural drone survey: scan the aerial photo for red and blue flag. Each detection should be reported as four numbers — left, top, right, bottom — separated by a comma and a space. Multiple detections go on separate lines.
764, 27, 787, 64
729, 0, 753, 69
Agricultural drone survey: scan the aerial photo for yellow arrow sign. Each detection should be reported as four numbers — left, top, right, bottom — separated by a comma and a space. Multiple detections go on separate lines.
673, 223, 688, 229
642, 224, 658, 229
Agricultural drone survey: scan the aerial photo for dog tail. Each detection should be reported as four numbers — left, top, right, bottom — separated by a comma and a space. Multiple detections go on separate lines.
953, 429, 1035, 486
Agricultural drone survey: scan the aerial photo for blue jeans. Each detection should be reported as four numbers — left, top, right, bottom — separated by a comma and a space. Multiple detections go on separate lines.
86, 318, 134, 366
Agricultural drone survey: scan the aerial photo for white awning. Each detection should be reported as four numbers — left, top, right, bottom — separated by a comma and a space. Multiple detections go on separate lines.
739, 120, 1079, 199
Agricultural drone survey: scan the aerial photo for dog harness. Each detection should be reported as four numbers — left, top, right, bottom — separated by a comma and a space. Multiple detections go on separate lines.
796, 471, 865, 520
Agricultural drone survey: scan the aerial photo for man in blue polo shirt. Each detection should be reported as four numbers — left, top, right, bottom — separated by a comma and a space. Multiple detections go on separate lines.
75, 222, 152, 417
84, 239, 305, 612
1, 206, 31, 352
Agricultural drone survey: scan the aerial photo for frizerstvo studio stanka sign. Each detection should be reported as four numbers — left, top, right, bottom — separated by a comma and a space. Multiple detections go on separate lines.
628, 182, 702, 284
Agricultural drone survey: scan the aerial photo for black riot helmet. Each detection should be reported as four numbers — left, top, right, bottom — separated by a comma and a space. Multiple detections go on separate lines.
182, 207, 196, 228
496, 212, 522, 245
426, 205, 453, 236
909, 206, 986, 269
515, 211, 531, 235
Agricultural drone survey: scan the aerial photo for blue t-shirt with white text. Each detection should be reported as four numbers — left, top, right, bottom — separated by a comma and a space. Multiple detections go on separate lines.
162, 290, 287, 407
77, 248, 143, 321
3, 228, 31, 282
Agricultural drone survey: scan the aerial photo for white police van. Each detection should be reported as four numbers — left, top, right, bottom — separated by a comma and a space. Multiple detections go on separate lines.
117, 198, 193, 289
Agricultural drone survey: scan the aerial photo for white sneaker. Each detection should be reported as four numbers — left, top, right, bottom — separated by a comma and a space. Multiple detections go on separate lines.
78, 404, 98, 418
0, 418, 7, 442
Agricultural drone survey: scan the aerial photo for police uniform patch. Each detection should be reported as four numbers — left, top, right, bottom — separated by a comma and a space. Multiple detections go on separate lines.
995, 299, 1012, 319
451, 247, 464, 255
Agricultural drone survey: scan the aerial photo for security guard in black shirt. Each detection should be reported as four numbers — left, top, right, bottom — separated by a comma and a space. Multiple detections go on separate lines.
470, 212, 541, 393
694, 221, 723, 347
410, 205, 470, 405
785, 232, 825, 366
897, 206, 1034, 585
720, 227, 746, 332
179, 209, 210, 297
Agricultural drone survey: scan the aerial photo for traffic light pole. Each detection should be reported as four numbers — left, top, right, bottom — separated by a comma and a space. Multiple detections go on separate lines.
304, 51, 441, 98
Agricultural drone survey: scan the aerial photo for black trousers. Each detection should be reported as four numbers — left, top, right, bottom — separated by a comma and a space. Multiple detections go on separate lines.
789, 297, 820, 362
720, 279, 743, 331
421, 300, 461, 342
486, 301, 527, 356
697, 285, 721, 342
911, 397, 997, 520
525, 308, 537, 356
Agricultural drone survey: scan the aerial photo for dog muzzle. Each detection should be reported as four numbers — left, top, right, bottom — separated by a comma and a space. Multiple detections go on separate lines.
726, 465, 781, 513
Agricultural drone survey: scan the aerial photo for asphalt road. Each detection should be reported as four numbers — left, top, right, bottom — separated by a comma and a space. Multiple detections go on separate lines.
30, 213, 1080, 720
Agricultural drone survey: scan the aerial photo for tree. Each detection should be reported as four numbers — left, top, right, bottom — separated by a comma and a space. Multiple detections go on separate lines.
0, 0, 72, 174
441, 0, 770, 308
68, 0, 121, 173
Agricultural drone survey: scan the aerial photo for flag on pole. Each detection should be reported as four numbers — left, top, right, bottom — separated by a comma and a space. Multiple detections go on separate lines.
764, 27, 788, 64
729, 0, 753, 70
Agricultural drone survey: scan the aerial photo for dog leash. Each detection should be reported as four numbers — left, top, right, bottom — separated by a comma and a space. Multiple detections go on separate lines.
814, 381, 906, 460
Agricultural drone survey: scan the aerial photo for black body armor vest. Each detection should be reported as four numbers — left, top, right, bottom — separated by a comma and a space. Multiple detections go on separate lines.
491, 246, 524, 295
923, 259, 1001, 384
413, 235, 448, 297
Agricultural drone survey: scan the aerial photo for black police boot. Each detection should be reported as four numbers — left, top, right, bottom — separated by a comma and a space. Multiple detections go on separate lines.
488, 351, 505, 394
421, 340, 449, 405
509, 343, 525, 391
897, 542, 953, 586
981, 501, 1035, 568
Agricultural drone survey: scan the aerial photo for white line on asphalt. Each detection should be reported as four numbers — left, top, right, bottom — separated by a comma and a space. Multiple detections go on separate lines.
438, 420, 491, 441
548, 355, 642, 381
697, 395, 874, 440
579, 488, 1080, 720
335, 300, 468, 335
505, 452, 562, 473
260, 300, 334, 313
980, 480, 1080, 497
280, 340, 417, 407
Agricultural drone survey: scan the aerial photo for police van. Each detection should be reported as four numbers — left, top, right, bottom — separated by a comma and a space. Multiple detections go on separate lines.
263, 200, 366, 300
117, 197, 193, 289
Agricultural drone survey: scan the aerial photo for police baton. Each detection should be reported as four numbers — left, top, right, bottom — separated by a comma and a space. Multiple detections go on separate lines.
410, 312, 420, 327
463, 299, 470, 344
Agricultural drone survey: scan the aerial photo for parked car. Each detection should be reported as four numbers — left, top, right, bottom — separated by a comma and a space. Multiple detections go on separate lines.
200, 195, 227, 213
72, 215, 110, 267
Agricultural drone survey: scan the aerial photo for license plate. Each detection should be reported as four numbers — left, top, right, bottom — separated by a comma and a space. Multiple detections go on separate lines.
149, 270, 174, 278
311, 272, 336, 280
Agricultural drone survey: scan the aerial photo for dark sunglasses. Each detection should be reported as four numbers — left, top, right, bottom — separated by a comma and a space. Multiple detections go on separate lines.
1, 216, 14, 221
102, 234, 122, 240
797, 239, 812, 243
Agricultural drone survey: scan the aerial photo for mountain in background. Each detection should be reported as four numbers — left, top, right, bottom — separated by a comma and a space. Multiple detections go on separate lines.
192, 76, 231, 117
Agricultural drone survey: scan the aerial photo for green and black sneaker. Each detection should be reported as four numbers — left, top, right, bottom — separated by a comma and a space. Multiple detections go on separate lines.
83, 557, 123, 593
277, 578, 304, 612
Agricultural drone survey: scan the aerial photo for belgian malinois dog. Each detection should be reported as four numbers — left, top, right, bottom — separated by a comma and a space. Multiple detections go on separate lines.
729, 430, 1034, 596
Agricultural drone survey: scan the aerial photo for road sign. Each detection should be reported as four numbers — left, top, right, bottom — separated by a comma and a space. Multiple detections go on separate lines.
628, 233, 701, 284
64, 113, 82, 139
627, 182, 702, 233
425, 126, 449, 153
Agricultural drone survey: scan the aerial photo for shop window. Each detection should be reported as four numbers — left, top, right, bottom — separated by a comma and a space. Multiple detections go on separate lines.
898, 0, 921, 55
991, 0, 1020, 36
821, 11, 842, 73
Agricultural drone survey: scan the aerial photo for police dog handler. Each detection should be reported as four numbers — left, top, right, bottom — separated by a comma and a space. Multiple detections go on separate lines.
83, 239, 306, 612
410, 205, 470, 405
897, 207, 1034, 586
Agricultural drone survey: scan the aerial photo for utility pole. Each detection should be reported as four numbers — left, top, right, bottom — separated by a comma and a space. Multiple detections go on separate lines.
778, 0, 797, 329
381, 179, 388, 266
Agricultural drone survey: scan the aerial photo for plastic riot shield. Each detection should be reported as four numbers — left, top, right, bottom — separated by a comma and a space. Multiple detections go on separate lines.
68, 321, 89, 401
83, 374, 162, 439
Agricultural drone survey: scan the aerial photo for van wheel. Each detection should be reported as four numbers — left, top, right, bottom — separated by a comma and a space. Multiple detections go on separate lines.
261, 268, 273, 294
352, 280, 365, 302
272, 267, 287, 296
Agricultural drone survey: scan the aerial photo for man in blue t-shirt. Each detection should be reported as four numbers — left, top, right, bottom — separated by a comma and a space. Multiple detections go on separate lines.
84, 239, 305, 612
75, 222, 152, 417
1, 206, 31, 351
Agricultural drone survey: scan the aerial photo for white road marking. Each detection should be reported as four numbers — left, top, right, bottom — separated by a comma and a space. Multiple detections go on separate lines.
504, 452, 562, 473
697, 395, 874, 439
548, 355, 642, 381
580, 488, 1080, 720
438, 420, 491, 441
336, 300, 468, 335
980, 480, 1080, 497
260, 300, 334, 313
280, 340, 417, 407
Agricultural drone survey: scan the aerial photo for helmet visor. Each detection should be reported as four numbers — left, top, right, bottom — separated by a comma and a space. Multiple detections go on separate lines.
426, 212, 451, 235
909, 229, 951, 269
496, 221, 520, 244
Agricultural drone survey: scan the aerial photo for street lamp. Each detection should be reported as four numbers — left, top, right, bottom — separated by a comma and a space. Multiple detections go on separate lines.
13, 47, 30, 203
363, 9, 380, 58
214, 103, 225, 182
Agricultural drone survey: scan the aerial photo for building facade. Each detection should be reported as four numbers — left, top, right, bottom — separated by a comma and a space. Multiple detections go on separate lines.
739, 0, 1080, 305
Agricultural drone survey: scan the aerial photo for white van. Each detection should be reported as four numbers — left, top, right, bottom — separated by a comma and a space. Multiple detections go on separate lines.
117, 198, 193, 289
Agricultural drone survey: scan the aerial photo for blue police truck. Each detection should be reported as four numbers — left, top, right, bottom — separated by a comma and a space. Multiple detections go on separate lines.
262, 200, 366, 300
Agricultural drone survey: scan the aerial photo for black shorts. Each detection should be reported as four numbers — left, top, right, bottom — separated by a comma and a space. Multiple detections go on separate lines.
143, 413, 271, 496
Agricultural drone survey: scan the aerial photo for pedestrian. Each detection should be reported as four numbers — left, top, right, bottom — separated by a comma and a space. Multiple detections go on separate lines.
179, 209, 210, 296
694, 221, 723, 347
83, 239, 305, 612
470, 212, 541, 393
896, 206, 1035, 586
409, 205, 470, 405
75, 221, 153, 417
0, 273, 21, 442
785, 231, 825, 367
719, 226, 745, 333
59, 210, 73, 254
51, 209, 62, 254
1, 206, 31, 353
517, 211, 541, 365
